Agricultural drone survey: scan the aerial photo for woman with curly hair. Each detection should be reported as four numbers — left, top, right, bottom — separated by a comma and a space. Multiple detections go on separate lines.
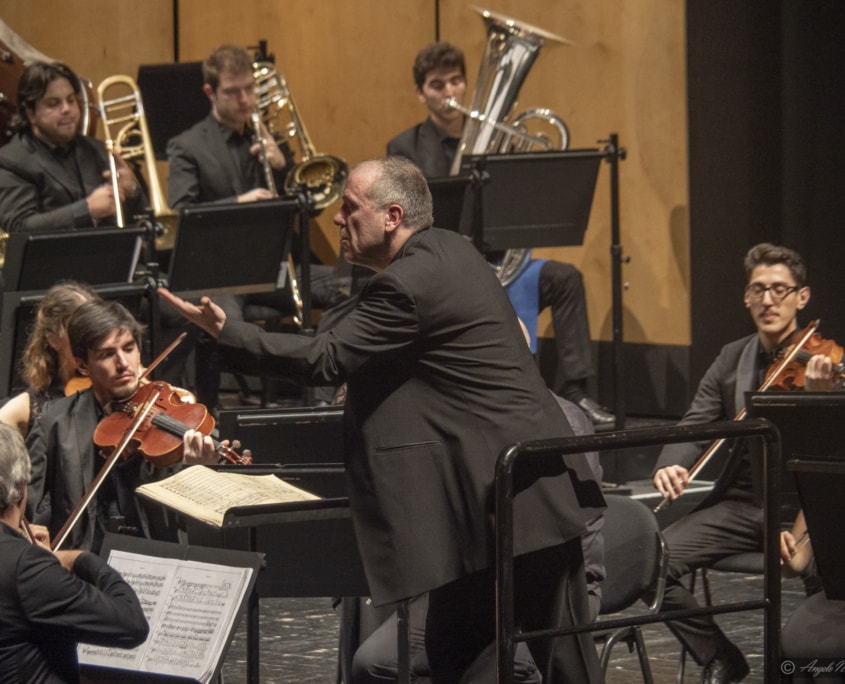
0, 281, 99, 436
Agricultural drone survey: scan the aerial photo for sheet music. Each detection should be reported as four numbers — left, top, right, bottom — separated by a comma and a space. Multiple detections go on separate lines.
78, 550, 253, 683
135, 465, 319, 526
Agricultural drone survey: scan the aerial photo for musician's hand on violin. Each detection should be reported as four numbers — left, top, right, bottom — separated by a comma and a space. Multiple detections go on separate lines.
182, 429, 220, 466
158, 288, 226, 339
54, 549, 85, 573
653, 465, 689, 501
237, 188, 274, 203
804, 354, 838, 391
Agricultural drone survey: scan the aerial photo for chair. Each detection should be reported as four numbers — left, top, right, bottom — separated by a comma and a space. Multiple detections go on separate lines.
595, 494, 669, 683
676, 552, 763, 683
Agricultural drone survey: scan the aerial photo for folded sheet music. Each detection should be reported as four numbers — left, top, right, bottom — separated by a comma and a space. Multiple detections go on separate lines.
135, 464, 320, 527
78, 550, 253, 683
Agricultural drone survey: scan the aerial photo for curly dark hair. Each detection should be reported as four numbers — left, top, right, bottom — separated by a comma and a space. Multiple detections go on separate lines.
412, 42, 465, 88
13, 61, 82, 133
743, 243, 807, 287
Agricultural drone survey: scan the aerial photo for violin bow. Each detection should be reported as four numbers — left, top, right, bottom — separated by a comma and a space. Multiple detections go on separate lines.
52, 386, 163, 550
654, 319, 820, 513
138, 331, 187, 383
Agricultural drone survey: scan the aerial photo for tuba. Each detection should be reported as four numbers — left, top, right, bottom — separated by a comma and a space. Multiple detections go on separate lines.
97, 74, 178, 251
253, 62, 348, 210
450, 8, 571, 286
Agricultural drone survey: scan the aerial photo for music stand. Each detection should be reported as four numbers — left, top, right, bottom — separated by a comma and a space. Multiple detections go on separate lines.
459, 149, 601, 253
786, 458, 845, 600
136, 62, 207, 161
1, 227, 144, 293
217, 405, 344, 467
427, 174, 473, 235
167, 198, 297, 298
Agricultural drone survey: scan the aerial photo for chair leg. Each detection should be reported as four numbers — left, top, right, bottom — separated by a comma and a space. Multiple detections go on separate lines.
633, 626, 656, 684
676, 570, 698, 684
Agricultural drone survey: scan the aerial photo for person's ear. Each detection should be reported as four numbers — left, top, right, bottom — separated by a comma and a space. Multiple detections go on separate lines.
384, 204, 404, 233
45, 332, 62, 352
796, 285, 810, 310
75, 356, 89, 376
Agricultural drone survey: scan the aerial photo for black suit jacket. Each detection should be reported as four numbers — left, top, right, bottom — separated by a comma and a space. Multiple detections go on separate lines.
217, 227, 604, 604
386, 118, 456, 178
654, 333, 760, 501
0, 132, 142, 232
166, 113, 282, 208
26, 389, 180, 551
0, 524, 147, 683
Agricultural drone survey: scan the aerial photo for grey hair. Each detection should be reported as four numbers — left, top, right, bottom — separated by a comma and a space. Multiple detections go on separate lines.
0, 423, 31, 512
362, 157, 434, 231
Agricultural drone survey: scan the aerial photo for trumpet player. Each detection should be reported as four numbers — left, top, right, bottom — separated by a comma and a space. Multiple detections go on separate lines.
0, 62, 143, 233
166, 45, 349, 410
387, 43, 615, 428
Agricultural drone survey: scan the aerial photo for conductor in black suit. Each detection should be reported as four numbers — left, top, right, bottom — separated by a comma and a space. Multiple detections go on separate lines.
161, 156, 605, 683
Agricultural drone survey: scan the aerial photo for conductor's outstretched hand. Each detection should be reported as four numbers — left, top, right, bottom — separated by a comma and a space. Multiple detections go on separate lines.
158, 288, 226, 339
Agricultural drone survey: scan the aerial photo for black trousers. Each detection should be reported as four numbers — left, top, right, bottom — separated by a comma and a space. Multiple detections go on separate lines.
425, 538, 603, 684
657, 492, 764, 666
537, 261, 594, 395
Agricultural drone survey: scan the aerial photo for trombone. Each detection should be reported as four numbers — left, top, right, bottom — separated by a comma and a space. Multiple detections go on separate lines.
97, 74, 178, 251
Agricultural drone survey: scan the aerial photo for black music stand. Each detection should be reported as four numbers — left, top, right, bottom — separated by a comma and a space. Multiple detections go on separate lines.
786, 458, 845, 600
80, 532, 262, 683
217, 405, 345, 467
427, 174, 473, 234
136, 62, 207, 161
166, 198, 298, 298
1, 226, 144, 293
137, 465, 367, 684
459, 149, 601, 253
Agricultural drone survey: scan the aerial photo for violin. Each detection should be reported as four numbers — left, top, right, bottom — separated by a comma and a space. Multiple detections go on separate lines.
655, 320, 832, 513
93, 381, 250, 468
765, 332, 845, 391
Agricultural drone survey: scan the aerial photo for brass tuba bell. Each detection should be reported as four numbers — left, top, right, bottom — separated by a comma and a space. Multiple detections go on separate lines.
253, 62, 348, 210
97, 74, 178, 251
449, 7, 572, 286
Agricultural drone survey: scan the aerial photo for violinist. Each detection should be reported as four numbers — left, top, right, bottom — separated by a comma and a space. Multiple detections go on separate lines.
0, 423, 149, 683
0, 281, 100, 438
650, 243, 839, 684
26, 299, 221, 553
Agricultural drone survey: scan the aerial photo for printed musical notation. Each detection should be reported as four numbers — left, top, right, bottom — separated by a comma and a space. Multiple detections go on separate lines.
78, 550, 253, 683
135, 465, 319, 526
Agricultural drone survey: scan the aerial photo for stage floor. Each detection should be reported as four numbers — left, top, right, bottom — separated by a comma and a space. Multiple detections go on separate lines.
219, 570, 806, 683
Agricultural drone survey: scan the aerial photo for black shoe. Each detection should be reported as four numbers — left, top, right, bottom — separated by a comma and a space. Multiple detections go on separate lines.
576, 397, 616, 426
700, 642, 749, 684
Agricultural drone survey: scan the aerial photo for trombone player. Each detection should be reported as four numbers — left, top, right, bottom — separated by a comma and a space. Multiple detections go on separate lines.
0, 61, 143, 233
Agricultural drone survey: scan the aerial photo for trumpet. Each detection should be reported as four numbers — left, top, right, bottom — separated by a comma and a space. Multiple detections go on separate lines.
97, 74, 178, 251
253, 62, 348, 210
250, 111, 304, 328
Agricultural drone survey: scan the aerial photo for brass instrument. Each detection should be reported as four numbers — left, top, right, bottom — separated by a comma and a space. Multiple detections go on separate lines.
253, 62, 348, 210
97, 74, 178, 250
250, 110, 304, 328
450, 7, 572, 286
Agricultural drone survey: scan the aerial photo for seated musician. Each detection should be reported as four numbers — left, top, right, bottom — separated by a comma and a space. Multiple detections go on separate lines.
166, 44, 348, 409
385, 42, 614, 427
650, 243, 840, 684
0, 281, 100, 438
0, 422, 149, 682
26, 299, 221, 553
0, 61, 143, 233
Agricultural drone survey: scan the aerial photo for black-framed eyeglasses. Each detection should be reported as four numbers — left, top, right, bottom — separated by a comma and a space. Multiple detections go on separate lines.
745, 283, 799, 302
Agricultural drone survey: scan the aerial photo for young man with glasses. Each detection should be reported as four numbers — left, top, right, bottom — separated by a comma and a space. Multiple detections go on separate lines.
649, 242, 838, 684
